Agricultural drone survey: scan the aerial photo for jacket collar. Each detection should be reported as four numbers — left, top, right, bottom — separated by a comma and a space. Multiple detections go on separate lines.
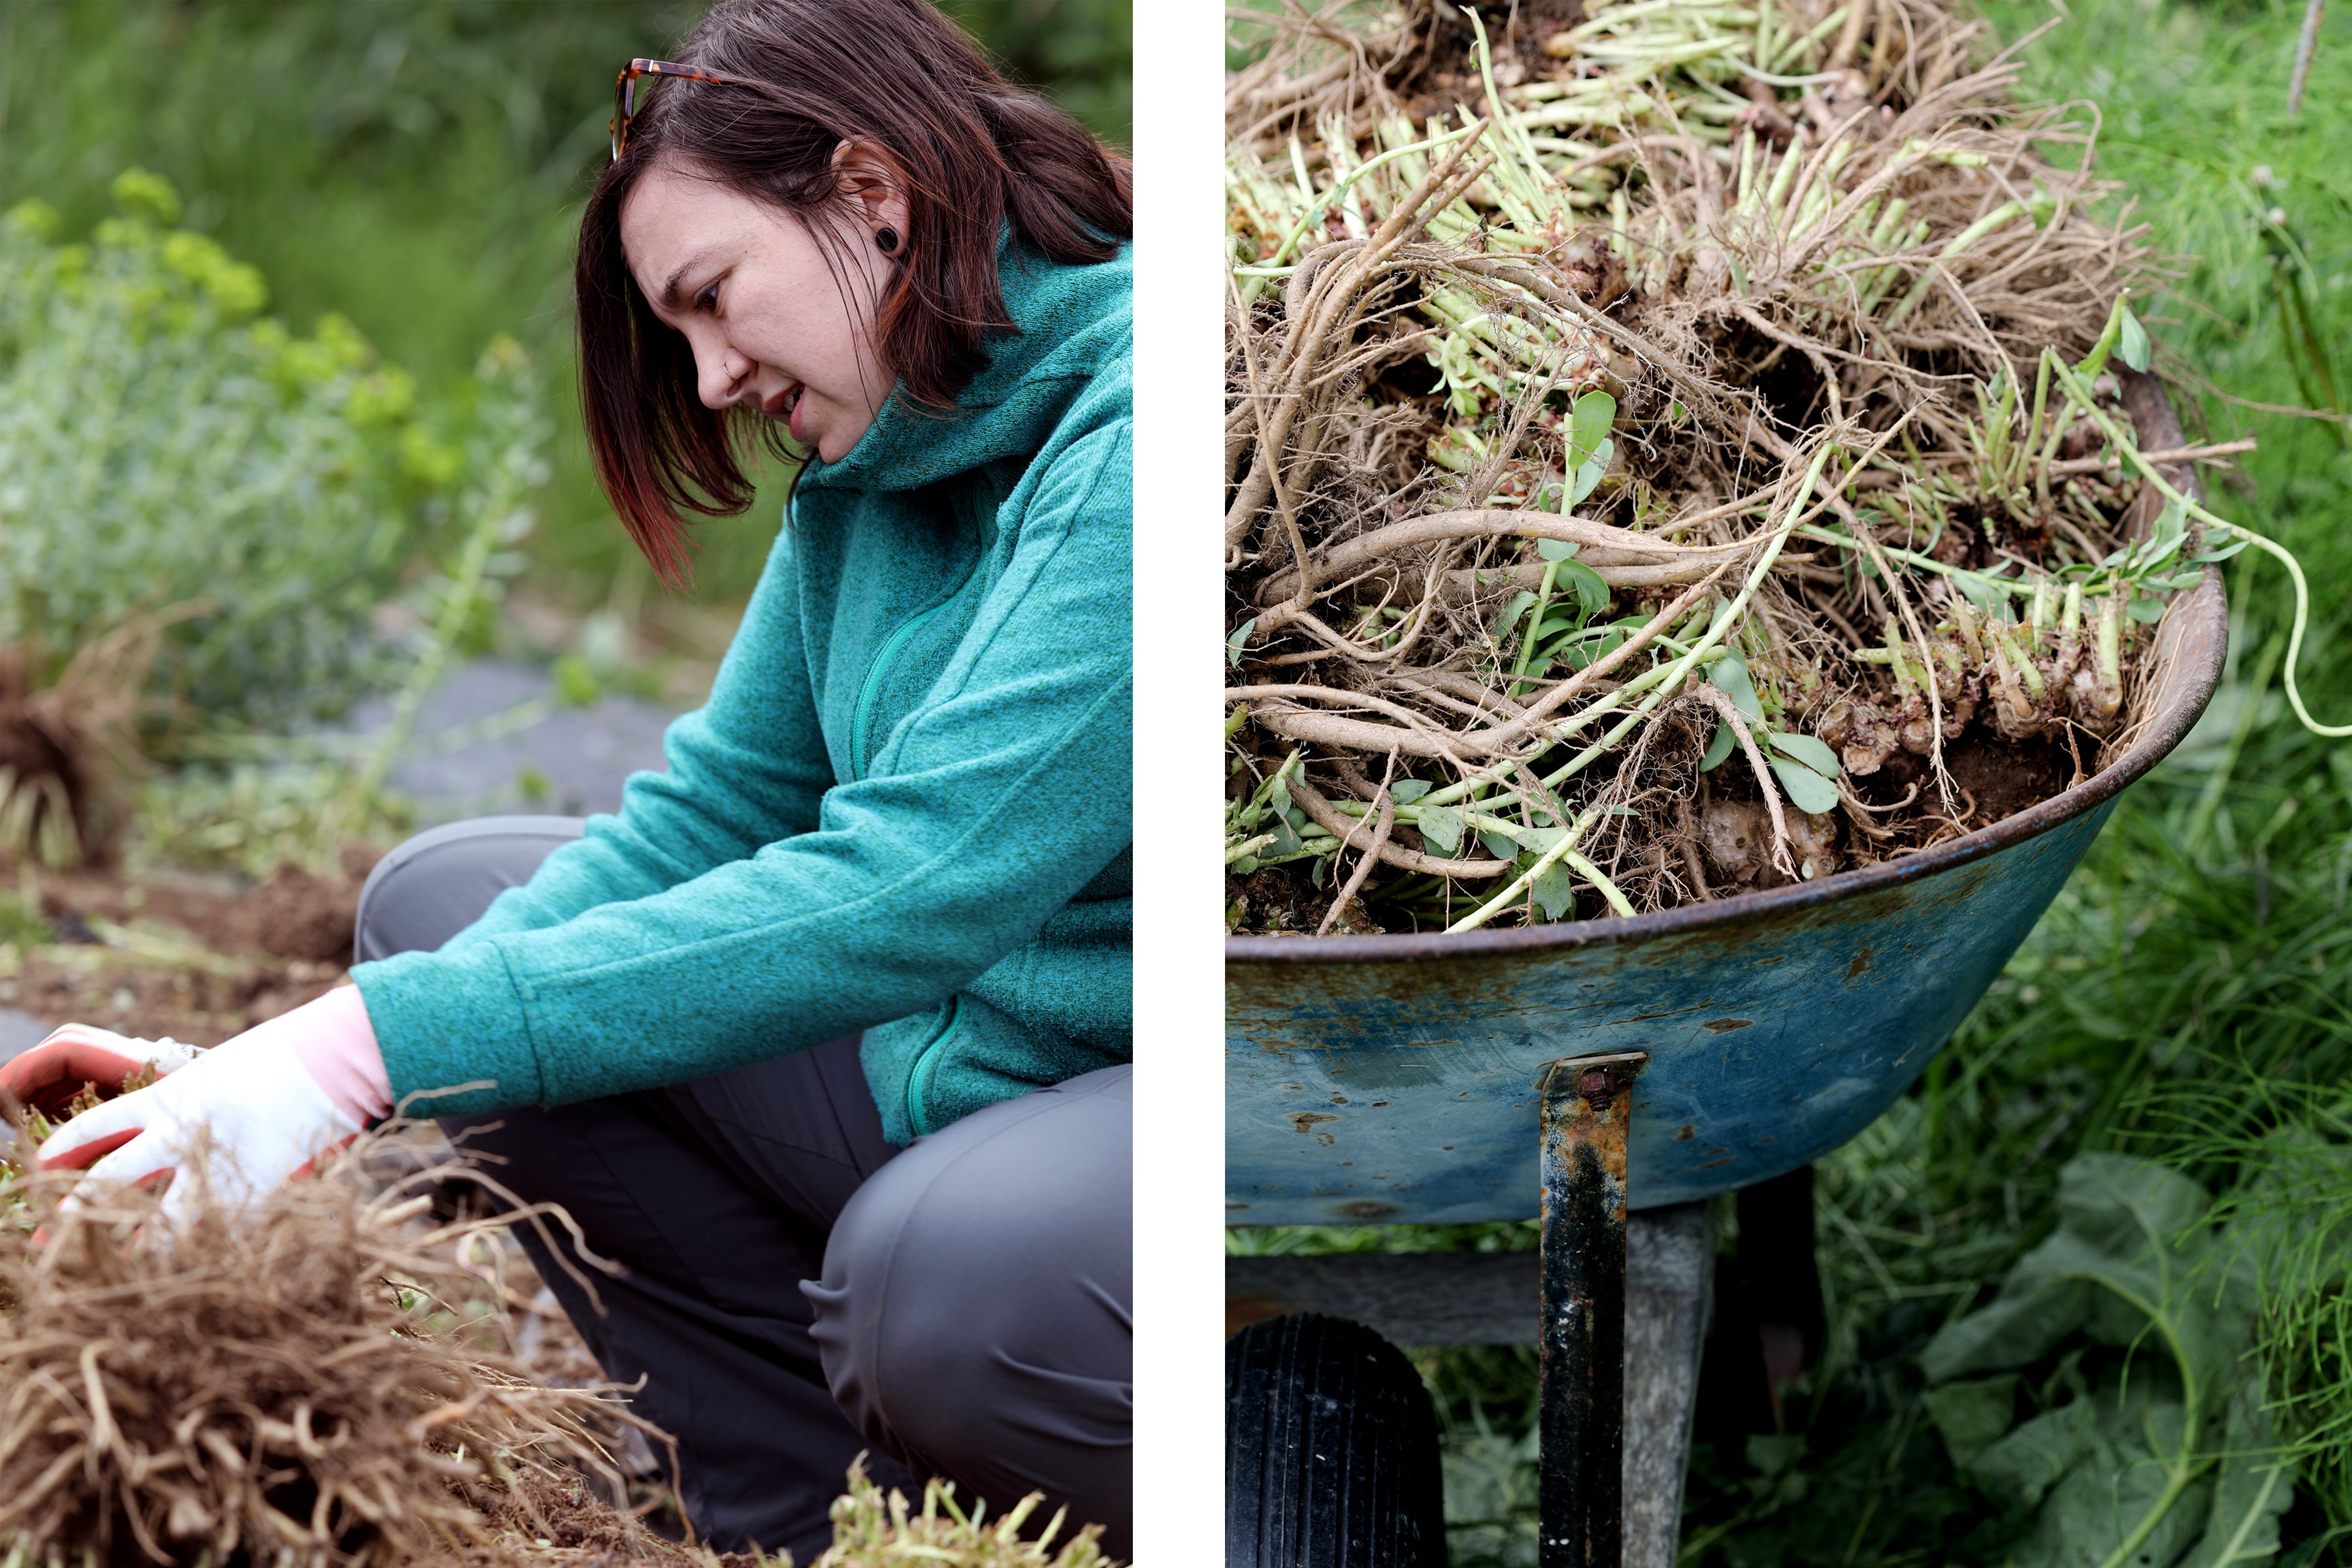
797, 233, 1131, 497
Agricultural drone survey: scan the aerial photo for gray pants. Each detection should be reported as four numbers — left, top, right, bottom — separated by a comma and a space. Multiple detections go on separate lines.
355, 818, 1132, 1562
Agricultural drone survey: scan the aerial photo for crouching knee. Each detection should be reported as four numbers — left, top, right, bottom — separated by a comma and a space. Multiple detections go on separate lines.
804, 1068, 1132, 1550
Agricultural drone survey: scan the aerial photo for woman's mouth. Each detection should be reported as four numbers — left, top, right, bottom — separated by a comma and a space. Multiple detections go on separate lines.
765, 384, 808, 444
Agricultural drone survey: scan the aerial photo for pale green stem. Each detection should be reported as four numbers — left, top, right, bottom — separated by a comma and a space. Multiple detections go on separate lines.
2050, 358, 2346, 736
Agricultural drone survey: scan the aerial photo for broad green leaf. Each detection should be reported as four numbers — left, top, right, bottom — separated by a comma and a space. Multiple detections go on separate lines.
1416, 804, 1464, 856
1765, 730, 1842, 777
1769, 756, 1840, 815
1537, 538, 1580, 563
2119, 304, 2152, 372
1533, 860, 1576, 920
1924, 1155, 2223, 1386
1228, 617, 1256, 668
1570, 446, 1611, 506
1495, 591, 1539, 640
1565, 629, 1627, 671
1269, 779, 1294, 821
1560, 560, 1612, 615
1389, 779, 1432, 804
1514, 825, 1567, 853
1968, 1400, 2092, 1510
1569, 388, 1616, 469
2013, 1380, 2204, 1568
1481, 830, 1520, 860
1707, 649, 1765, 723
1924, 1375, 2022, 1470
2129, 597, 2169, 624
2183, 1383, 2292, 1568
1700, 720, 1736, 772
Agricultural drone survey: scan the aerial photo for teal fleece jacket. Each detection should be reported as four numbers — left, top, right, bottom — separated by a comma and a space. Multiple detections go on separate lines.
349, 242, 1133, 1143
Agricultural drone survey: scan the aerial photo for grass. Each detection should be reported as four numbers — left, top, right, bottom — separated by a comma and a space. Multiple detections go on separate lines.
0, 0, 1131, 620
1228, 0, 2352, 1561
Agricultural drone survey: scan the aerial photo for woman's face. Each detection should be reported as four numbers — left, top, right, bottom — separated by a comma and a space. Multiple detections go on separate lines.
620, 146, 907, 463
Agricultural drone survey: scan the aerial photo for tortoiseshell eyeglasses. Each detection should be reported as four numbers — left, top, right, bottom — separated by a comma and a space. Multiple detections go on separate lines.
611, 57, 759, 164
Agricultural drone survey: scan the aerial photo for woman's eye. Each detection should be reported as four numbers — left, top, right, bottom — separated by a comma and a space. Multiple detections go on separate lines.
695, 281, 720, 313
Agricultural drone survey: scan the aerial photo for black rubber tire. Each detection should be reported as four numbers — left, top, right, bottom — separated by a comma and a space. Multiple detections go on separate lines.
1226, 1312, 1448, 1568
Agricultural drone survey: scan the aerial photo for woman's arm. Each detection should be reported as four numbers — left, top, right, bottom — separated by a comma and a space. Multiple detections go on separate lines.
352, 419, 1134, 1116
431, 530, 835, 956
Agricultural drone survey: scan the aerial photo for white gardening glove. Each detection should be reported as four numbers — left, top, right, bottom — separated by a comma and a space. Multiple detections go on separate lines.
35, 987, 389, 1229
0, 1022, 201, 1117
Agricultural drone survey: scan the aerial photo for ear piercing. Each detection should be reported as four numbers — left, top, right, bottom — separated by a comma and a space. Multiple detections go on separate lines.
875, 227, 900, 255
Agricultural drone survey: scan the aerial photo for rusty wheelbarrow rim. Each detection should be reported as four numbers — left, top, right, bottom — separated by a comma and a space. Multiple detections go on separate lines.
1228, 378, 2227, 970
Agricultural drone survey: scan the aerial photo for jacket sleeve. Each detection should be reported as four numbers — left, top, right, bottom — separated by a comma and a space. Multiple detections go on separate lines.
424, 527, 836, 957
350, 419, 1134, 1115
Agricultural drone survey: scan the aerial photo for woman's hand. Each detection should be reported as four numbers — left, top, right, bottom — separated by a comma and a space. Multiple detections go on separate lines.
0, 1023, 199, 1116
24, 987, 393, 1227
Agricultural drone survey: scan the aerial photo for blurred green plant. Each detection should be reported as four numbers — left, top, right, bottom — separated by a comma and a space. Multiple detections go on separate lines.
0, 169, 466, 727
0, 0, 1131, 613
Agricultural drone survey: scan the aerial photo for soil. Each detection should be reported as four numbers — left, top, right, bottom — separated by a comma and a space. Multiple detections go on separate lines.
0, 845, 380, 1045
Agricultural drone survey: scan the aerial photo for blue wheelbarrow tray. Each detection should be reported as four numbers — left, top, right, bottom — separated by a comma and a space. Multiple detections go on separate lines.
1226, 379, 2228, 1226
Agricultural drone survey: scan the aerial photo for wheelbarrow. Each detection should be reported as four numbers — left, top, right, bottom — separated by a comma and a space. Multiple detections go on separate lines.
1223, 374, 2229, 1567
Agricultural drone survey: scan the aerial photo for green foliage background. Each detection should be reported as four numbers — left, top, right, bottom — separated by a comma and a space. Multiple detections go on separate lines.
0, 0, 1132, 613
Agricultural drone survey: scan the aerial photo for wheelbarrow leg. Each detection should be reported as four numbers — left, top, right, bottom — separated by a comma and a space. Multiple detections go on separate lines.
1537, 1051, 1649, 1568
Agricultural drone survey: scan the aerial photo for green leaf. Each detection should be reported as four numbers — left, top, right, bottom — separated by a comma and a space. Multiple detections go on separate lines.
1700, 720, 1736, 772
1769, 756, 1839, 815
1537, 538, 1580, 562
1569, 389, 1616, 470
1480, 830, 1520, 860
2182, 1383, 2293, 1568
1495, 591, 1539, 640
2129, 596, 2169, 624
1570, 440, 1613, 506
1389, 779, 1432, 804
1968, 1399, 2092, 1509
1923, 1375, 2022, 1470
1416, 804, 1464, 856
1708, 649, 1765, 723
1514, 825, 1568, 853
2014, 1380, 2205, 1568
1559, 559, 1612, 615
1923, 1154, 2223, 1386
2119, 304, 2152, 373
1765, 730, 1842, 777
1228, 618, 1256, 668
1533, 860, 1576, 920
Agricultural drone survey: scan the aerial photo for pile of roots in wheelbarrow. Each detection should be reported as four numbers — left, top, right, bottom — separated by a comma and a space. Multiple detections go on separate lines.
1221, 0, 2262, 937
0, 1126, 1118, 1567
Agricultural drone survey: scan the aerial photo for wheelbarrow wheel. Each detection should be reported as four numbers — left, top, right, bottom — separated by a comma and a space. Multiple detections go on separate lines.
1226, 1311, 1446, 1568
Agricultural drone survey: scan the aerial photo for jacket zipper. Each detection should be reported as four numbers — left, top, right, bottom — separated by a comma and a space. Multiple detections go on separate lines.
847, 599, 951, 782
905, 995, 962, 1137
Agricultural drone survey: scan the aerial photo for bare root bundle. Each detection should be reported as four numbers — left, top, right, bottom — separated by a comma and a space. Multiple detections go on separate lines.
1221, 0, 2238, 937
0, 1132, 666, 1567
0, 608, 195, 870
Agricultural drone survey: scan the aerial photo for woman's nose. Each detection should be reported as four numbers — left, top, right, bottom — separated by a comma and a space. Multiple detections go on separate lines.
695, 341, 753, 410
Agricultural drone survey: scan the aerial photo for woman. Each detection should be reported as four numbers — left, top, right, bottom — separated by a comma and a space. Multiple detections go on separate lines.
1, 0, 1134, 1558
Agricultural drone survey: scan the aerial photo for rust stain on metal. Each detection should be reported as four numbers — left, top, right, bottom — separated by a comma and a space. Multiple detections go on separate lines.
1286, 1111, 1339, 1134
1702, 1017, 1753, 1033
1846, 946, 1873, 979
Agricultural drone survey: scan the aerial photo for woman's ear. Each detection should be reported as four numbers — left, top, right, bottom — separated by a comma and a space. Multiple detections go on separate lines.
830, 139, 912, 257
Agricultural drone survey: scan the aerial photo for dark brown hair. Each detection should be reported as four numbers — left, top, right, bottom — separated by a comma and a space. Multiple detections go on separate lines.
576, 0, 1132, 584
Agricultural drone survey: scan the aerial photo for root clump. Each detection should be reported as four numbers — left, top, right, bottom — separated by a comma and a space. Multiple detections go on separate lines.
0, 1135, 656, 1567
1223, 0, 2233, 935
